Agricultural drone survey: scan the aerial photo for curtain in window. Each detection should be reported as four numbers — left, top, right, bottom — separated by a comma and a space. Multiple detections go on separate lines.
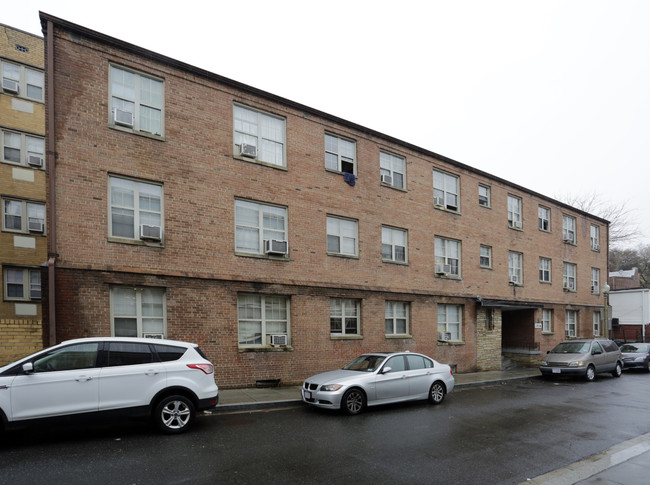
3, 132, 21, 162
4, 200, 22, 230
6, 269, 24, 298
113, 287, 138, 337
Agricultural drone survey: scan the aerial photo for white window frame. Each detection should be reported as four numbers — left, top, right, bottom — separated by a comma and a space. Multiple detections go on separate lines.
108, 175, 163, 242
566, 310, 577, 337
2, 197, 45, 234
235, 199, 288, 256
591, 268, 600, 294
590, 225, 600, 251
2, 130, 45, 168
593, 311, 601, 337
563, 262, 577, 291
562, 215, 576, 244
438, 304, 462, 341
382, 226, 407, 263
238, 294, 290, 347
233, 104, 286, 167
1, 60, 44, 102
3, 266, 41, 301
539, 257, 552, 283
507, 195, 523, 229
538, 205, 551, 232
325, 133, 356, 174
385, 301, 410, 336
110, 286, 166, 338
542, 309, 553, 333
433, 169, 459, 211
478, 184, 490, 207
327, 215, 358, 257
330, 298, 361, 336
480, 245, 492, 268
435, 237, 461, 277
109, 64, 164, 136
509, 251, 523, 285
380, 151, 405, 189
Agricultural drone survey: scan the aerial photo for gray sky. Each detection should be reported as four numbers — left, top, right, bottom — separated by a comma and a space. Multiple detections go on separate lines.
7, 0, 650, 249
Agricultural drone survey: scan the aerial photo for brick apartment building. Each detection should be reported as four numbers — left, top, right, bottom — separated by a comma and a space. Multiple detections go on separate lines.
40, 13, 609, 388
0, 24, 46, 364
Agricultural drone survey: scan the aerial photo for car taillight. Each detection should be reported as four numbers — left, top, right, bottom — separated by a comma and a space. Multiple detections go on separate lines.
187, 363, 214, 374
449, 368, 453, 376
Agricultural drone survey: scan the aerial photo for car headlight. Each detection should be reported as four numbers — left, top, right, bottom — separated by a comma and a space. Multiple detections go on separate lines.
321, 384, 343, 392
541, 360, 548, 366
568, 361, 585, 367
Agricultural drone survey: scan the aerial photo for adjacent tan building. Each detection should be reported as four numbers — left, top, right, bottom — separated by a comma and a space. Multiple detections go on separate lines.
40, 13, 609, 388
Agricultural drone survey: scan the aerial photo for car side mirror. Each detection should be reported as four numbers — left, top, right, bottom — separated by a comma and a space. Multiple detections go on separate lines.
592, 349, 602, 355
382, 366, 392, 374
22, 362, 34, 373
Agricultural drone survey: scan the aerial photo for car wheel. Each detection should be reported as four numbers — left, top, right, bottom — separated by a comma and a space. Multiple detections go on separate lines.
154, 395, 195, 434
612, 362, 622, 378
428, 381, 446, 404
585, 365, 596, 382
341, 388, 366, 415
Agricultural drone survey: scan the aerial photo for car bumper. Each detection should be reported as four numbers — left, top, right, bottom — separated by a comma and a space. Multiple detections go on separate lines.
197, 394, 219, 410
622, 360, 648, 369
301, 387, 344, 410
539, 366, 587, 376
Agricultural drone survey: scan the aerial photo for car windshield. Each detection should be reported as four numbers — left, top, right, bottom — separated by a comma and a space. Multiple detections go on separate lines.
550, 342, 591, 354
343, 355, 386, 372
620, 343, 650, 353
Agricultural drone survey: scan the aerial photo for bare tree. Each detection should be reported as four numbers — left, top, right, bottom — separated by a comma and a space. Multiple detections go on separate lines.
556, 191, 641, 247
610, 245, 650, 287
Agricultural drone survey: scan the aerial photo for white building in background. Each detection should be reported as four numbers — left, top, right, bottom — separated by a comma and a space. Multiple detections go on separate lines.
610, 288, 650, 343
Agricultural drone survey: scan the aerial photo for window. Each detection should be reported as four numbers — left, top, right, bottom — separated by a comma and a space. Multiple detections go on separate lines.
563, 262, 577, 291
480, 245, 492, 268
590, 225, 600, 251
433, 169, 459, 211
111, 287, 166, 338
2, 198, 45, 234
562, 215, 576, 244
110, 65, 164, 136
107, 342, 155, 366
2, 130, 45, 168
435, 237, 461, 276
382, 226, 407, 263
1, 60, 44, 101
327, 216, 358, 256
235, 200, 287, 255
507, 195, 523, 229
478, 184, 490, 207
591, 268, 600, 294
33, 343, 99, 373
438, 304, 462, 341
593, 312, 601, 337
538, 206, 550, 232
325, 133, 356, 174
542, 309, 553, 333
238, 294, 289, 347
109, 176, 163, 241
380, 151, 405, 188
330, 298, 360, 336
509, 251, 523, 285
233, 105, 285, 166
385, 301, 409, 335
3, 266, 41, 301
539, 257, 552, 283
566, 310, 577, 337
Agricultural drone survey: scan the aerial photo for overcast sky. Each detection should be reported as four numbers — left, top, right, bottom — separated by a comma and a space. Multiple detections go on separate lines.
6, 1, 650, 250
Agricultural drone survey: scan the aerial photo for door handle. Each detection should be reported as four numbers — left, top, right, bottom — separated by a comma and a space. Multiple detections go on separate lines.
145, 369, 159, 376
76, 375, 93, 382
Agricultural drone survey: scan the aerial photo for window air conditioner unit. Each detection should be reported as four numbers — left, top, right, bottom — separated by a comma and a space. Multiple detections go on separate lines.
513, 221, 523, 229
434, 196, 445, 207
28, 219, 44, 233
509, 275, 519, 284
113, 108, 134, 127
140, 224, 162, 241
143, 333, 164, 339
563, 237, 574, 244
28, 155, 44, 167
381, 174, 393, 185
264, 239, 288, 255
270, 334, 288, 347
240, 143, 257, 158
437, 331, 452, 341
435, 264, 451, 275
592, 243, 600, 251
564, 282, 575, 291
2, 78, 19, 93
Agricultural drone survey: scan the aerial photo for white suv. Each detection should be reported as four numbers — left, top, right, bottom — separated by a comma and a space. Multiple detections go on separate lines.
0, 337, 219, 434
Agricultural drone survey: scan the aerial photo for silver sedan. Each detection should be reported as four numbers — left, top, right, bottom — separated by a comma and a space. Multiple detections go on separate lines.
301, 352, 455, 415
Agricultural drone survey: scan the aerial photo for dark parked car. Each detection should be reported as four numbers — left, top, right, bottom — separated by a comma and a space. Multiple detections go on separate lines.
620, 343, 650, 372
539, 339, 623, 381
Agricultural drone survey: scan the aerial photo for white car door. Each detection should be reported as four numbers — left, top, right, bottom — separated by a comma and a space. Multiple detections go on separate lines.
10, 342, 100, 421
375, 355, 409, 401
99, 341, 166, 410
405, 355, 433, 397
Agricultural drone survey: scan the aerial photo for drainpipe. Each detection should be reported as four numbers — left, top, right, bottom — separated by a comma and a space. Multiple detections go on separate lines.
45, 19, 57, 346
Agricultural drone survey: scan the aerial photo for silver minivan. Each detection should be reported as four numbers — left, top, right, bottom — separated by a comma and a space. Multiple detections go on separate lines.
539, 339, 623, 381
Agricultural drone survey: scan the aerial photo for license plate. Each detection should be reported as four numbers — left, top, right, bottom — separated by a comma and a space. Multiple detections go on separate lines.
304, 390, 312, 399
552, 368, 561, 374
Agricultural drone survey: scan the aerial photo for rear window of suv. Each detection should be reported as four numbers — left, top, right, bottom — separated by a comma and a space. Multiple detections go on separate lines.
153, 344, 187, 362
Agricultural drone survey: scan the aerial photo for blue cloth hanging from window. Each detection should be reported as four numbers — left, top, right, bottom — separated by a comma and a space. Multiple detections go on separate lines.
344, 172, 356, 186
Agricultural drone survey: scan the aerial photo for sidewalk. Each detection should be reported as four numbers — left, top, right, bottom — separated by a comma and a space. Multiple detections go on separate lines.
209, 368, 650, 484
